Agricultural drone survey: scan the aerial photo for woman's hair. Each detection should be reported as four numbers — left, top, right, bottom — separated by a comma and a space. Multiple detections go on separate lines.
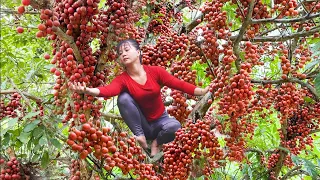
116, 39, 142, 64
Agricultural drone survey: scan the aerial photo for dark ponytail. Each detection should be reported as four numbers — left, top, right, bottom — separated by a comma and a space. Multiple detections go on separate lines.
116, 39, 142, 64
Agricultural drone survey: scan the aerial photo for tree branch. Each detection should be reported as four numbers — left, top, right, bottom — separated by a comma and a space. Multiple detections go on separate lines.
281, 166, 302, 180
251, 13, 320, 24
310, 129, 320, 134
0, 9, 40, 15
281, 169, 310, 180
52, 26, 83, 62
179, 13, 204, 34
230, 26, 320, 42
100, 112, 122, 121
188, 92, 213, 122
0, 89, 42, 103
233, 0, 256, 72
251, 78, 319, 101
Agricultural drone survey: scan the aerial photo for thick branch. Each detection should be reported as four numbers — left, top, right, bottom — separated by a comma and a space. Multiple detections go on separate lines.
251, 13, 320, 24
233, 0, 256, 72
0, 89, 42, 103
230, 26, 320, 42
188, 92, 213, 122
100, 112, 122, 121
251, 78, 319, 101
179, 13, 204, 34
0, 9, 39, 15
52, 26, 83, 62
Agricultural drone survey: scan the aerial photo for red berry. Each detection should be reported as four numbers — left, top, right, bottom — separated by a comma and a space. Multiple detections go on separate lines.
38, 24, 46, 31
54, 70, 61, 76
22, 0, 31, 6
16, 27, 24, 33
66, 48, 73, 54
17, 6, 25, 14
44, 54, 50, 59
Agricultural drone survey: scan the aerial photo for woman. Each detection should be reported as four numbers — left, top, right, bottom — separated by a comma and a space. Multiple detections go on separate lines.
70, 39, 209, 157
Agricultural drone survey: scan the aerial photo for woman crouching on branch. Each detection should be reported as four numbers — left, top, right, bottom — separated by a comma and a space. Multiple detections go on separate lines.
69, 39, 209, 157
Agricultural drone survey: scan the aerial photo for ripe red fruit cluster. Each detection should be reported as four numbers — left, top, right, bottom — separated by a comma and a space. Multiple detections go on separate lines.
0, 93, 22, 120
147, 6, 173, 35
161, 119, 223, 179
0, 157, 22, 180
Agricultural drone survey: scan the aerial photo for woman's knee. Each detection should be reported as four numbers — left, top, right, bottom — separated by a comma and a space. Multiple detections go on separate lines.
117, 92, 134, 107
165, 120, 181, 133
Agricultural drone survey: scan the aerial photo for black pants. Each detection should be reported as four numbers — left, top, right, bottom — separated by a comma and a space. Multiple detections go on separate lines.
117, 92, 181, 145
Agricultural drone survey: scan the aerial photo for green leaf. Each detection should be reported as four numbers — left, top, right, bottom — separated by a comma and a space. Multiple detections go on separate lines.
2, 133, 10, 147
50, 138, 62, 149
32, 125, 44, 139
31, 154, 40, 162
315, 73, 320, 96
8, 117, 19, 127
303, 159, 319, 178
23, 111, 41, 120
15, 140, 23, 149
41, 150, 49, 168
39, 135, 47, 146
291, 155, 301, 165
18, 132, 31, 143
23, 120, 40, 132
17, 154, 27, 158
304, 96, 316, 104
304, 60, 319, 71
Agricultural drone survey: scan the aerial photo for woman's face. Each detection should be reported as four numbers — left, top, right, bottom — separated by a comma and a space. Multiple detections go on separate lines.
118, 42, 140, 66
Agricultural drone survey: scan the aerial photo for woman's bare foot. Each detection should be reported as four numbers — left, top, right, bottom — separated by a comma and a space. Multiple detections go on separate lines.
135, 136, 148, 149
150, 139, 161, 157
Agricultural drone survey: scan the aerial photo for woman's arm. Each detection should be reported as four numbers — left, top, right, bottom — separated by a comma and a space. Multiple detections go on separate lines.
154, 66, 210, 96
68, 76, 125, 97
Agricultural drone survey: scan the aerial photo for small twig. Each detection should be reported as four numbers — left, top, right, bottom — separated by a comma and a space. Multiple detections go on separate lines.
235, 0, 246, 18
87, 155, 101, 170
309, 129, 320, 134
281, 166, 302, 180
0, 89, 42, 103
282, 169, 311, 179
7, 78, 33, 109
200, 47, 215, 78
233, 0, 256, 72
0, 8, 40, 15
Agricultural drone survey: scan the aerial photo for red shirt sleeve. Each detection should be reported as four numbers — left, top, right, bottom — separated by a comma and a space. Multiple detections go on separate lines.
153, 66, 196, 95
97, 75, 126, 97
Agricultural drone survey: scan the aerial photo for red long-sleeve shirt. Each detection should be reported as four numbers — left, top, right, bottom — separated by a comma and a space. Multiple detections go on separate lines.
97, 65, 196, 121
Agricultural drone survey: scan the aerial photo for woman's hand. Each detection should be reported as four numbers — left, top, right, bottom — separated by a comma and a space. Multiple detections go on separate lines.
69, 82, 87, 94
68, 82, 100, 96
194, 86, 210, 96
